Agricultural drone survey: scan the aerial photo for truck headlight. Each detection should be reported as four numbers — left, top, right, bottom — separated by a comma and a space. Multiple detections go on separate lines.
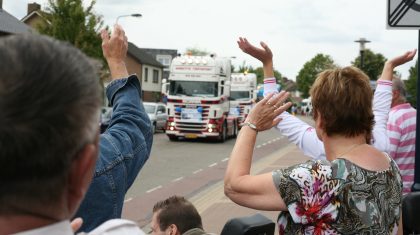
207, 124, 217, 129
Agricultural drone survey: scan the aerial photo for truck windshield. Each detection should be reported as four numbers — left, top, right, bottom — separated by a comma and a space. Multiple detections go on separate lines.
169, 81, 218, 97
230, 91, 250, 100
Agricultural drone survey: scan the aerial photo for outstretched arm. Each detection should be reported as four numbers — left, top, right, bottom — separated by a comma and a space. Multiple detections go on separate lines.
76, 25, 153, 231
237, 37, 325, 159
372, 49, 417, 152
225, 92, 291, 210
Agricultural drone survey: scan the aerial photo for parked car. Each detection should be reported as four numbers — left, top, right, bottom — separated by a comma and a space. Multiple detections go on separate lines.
100, 107, 113, 133
143, 102, 168, 133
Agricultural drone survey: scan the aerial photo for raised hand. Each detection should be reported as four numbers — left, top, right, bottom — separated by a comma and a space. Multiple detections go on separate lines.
101, 24, 129, 80
387, 49, 417, 69
380, 49, 417, 81
101, 24, 128, 64
245, 92, 292, 132
237, 37, 273, 65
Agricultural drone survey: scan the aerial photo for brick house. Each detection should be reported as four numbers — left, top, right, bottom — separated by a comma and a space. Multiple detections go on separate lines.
127, 42, 165, 102
21, 2, 45, 29
140, 48, 178, 81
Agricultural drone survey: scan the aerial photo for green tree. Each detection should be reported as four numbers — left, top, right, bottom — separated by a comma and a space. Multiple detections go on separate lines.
185, 47, 209, 56
352, 49, 387, 80
296, 54, 335, 98
236, 63, 282, 85
405, 60, 418, 106
37, 0, 104, 59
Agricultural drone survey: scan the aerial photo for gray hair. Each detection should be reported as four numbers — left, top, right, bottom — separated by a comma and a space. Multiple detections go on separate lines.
0, 35, 101, 213
392, 76, 407, 103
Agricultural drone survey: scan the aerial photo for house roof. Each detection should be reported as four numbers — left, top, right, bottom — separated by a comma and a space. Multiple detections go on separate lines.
128, 42, 164, 68
0, 9, 33, 34
140, 48, 178, 58
21, 10, 44, 23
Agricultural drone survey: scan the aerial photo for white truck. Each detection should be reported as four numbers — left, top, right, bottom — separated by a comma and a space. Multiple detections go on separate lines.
229, 73, 257, 128
162, 55, 238, 142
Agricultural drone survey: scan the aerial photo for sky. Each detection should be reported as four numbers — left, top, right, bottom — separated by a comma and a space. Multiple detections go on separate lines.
4, 0, 419, 80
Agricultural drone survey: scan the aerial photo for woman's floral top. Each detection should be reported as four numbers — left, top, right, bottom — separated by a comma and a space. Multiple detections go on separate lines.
272, 157, 402, 235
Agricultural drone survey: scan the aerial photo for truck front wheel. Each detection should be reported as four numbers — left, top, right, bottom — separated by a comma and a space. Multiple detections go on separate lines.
232, 121, 238, 138
218, 122, 227, 143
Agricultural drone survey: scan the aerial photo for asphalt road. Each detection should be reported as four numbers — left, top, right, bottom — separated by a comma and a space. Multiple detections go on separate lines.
122, 115, 315, 227
125, 128, 285, 198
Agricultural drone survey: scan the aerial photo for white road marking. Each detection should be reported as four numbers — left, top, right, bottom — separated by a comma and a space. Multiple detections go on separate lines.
221, 158, 229, 162
193, 169, 203, 174
146, 185, 162, 193
208, 163, 217, 167
124, 197, 133, 203
256, 145, 262, 148
172, 177, 184, 182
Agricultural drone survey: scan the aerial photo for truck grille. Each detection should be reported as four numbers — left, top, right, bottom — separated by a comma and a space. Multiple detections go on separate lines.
173, 104, 210, 131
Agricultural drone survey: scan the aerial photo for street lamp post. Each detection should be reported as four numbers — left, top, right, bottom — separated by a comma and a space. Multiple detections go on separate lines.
354, 38, 371, 70
115, 13, 142, 24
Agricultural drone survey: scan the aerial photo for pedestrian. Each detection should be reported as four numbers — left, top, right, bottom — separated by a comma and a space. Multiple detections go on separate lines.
224, 38, 403, 234
290, 105, 296, 116
0, 25, 147, 234
150, 196, 214, 235
388, 70, 417, 194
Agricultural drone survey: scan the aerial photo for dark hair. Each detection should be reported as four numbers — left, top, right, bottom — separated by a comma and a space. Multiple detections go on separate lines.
310, 66, 374, 140
0, 35, 101, 213
153, 196, 203, 233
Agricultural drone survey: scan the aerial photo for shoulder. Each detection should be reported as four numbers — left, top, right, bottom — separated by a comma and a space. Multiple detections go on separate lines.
273, 160, 343, 194
84, 219, 146, 235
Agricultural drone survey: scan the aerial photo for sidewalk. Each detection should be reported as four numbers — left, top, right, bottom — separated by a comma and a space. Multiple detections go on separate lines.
188, 143, 309, 234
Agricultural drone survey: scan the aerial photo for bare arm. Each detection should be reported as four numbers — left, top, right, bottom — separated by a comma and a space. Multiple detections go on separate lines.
224, 92, 291, 210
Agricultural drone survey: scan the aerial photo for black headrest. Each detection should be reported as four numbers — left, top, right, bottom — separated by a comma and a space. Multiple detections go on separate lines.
220, 213, 275, 235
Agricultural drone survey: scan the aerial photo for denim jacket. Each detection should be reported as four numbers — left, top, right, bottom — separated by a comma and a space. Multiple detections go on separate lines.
75, 75, 153, 232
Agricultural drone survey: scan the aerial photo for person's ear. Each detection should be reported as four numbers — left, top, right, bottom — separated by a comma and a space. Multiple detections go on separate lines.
315, 111, 323, 127
66, 142, 99, 215
314, 111, 325, 140
168, 224, 180, 235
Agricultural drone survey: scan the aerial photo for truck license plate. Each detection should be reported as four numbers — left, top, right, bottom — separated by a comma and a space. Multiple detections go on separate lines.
185, 134, 198, 139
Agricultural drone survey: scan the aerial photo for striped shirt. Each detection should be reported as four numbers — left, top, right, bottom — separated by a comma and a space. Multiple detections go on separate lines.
387, 103, 416, 194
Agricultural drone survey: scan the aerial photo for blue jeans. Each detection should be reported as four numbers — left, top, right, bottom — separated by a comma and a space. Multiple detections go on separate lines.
75, 75, 153, 232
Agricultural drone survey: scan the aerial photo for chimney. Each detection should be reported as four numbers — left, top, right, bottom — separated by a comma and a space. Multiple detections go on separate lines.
27, 2, 41, 15
0, 0, 3, 9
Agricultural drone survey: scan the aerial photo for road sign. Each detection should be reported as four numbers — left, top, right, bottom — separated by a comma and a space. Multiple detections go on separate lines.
387, 0, 420, 29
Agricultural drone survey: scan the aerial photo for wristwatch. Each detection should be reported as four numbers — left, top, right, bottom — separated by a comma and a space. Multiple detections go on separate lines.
242, 121, 258, 132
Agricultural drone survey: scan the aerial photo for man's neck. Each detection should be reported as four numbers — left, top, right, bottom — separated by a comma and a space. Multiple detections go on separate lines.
391, 99, 406, 108
0, 213, 64, 234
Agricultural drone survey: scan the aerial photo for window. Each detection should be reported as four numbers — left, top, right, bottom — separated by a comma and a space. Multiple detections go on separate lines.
156, 55, 172, 66
153, 69, 159, 83
169, 81, 218, 97
157, 106, 166, 113
144, 68, 148, 82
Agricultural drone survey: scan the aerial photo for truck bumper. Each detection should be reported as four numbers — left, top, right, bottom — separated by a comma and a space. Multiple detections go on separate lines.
166, 130, 220, 138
